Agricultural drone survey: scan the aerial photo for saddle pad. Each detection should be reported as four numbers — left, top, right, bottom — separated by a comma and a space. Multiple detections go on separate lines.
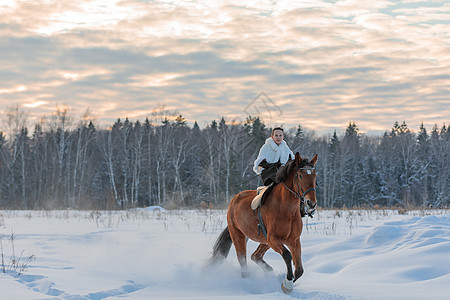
251, 186, 268, 210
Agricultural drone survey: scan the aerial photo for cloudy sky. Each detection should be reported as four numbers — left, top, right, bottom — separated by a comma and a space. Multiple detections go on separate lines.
1, 0, 449, 134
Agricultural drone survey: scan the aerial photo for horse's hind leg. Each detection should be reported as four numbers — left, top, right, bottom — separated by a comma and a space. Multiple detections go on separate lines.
228, 224, 249, 278
251, 244, 273, 272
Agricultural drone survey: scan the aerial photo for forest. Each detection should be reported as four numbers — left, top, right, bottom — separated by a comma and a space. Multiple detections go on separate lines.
0, 106, 448, 210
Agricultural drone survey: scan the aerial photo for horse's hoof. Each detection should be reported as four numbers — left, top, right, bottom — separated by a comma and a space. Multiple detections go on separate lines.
281, 278, 294, 294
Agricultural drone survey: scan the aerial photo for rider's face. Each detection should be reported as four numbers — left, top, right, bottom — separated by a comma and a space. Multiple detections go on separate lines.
271, 130, 284, 145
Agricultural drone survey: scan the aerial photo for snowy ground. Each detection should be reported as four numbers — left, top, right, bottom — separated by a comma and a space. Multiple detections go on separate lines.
1, 208, 449, 300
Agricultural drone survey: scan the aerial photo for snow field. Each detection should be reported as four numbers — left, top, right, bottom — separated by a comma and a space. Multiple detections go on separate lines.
0, 208, 449, 299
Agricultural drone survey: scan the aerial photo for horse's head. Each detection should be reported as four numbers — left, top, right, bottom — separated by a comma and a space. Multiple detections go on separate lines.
275, 153, 319, 216
294, 152, 318, 217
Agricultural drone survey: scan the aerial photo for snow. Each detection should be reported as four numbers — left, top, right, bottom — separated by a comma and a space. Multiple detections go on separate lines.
1, 209, 449, 299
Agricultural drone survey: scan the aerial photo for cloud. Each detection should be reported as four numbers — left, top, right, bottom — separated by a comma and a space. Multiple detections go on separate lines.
0, 0, 448, 134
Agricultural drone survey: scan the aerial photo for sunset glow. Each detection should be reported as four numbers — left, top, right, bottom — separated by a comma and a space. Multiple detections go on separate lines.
0, 0, 448, 133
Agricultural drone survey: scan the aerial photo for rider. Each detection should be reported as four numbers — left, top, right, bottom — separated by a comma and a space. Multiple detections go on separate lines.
253, 127, 294, 186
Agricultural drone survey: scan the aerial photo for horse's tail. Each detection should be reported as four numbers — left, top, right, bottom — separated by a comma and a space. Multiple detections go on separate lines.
211, 226, 232, 261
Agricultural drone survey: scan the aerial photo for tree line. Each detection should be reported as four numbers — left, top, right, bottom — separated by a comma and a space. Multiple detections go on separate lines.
0, 106, 448, 209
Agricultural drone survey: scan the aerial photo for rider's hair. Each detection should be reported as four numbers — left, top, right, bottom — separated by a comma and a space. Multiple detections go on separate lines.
272, 127, 284, 135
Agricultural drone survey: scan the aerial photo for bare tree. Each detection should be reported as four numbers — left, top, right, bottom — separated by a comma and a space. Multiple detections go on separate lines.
2, 106, 29, 207
171, 125, 190, 205
203, 125, 219, 204
155, 120, 173, 205
219, 119, 240, 203
99, 128, 119, 207
131, 121, 144, 206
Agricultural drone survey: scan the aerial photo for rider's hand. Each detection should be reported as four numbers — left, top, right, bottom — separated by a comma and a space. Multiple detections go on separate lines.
259, 160, 271, 169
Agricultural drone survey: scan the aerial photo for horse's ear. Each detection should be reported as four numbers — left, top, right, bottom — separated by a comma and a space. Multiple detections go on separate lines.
295, 152, 302, 164
310, 154, 318, 166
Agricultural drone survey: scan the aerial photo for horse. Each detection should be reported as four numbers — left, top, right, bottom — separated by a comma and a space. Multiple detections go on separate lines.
210, 152, 318, 293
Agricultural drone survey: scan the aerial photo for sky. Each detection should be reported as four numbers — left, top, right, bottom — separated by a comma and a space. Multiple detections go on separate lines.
0, 0, 449, 134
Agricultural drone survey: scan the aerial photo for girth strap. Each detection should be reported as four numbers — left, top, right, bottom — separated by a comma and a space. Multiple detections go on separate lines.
257, 207, 267, 239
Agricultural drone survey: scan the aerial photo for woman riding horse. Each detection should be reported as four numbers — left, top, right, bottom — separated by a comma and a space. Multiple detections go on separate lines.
253, 127, 310, 217
253, 127, 294, 186
211, 153, 318, 293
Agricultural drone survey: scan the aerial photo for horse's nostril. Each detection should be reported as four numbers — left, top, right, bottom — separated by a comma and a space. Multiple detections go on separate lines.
307, 200, 316, 208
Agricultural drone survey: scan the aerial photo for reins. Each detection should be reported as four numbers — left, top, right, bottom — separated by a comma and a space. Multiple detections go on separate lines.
283, 184, 315, 204
235, 165, 279, 187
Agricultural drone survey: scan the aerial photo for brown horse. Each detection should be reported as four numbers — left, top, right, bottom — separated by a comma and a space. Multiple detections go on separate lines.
211, 153, 318, 293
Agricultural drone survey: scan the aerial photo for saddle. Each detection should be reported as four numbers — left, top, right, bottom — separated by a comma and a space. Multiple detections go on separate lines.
251, 183, 275, 210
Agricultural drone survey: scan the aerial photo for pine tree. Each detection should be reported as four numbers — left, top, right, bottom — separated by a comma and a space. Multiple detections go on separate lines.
330, 131, 340, 160
295, 124, 304, 141
210, 120, 218, 131
327, 130, 343, 207
417, 122, 430, 160
342, 122, 361, 207
290, 124, 305, 153
219, 117, 226, 132
244, 116, 266, 147
175, 115, 187, 127
193, 121, 200, 132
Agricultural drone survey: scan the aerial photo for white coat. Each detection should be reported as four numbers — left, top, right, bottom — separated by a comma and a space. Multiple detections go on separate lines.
253, 138, 294, 175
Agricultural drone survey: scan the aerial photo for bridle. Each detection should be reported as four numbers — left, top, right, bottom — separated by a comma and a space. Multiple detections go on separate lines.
283, 166, 316, 217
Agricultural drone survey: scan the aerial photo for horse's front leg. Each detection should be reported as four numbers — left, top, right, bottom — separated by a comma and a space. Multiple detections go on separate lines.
281, 246, 295, 293
268, 239, 294, 293
288, 238, 304, 282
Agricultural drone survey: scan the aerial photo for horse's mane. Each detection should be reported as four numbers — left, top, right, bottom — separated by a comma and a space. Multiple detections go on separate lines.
275, 156, 312, 184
